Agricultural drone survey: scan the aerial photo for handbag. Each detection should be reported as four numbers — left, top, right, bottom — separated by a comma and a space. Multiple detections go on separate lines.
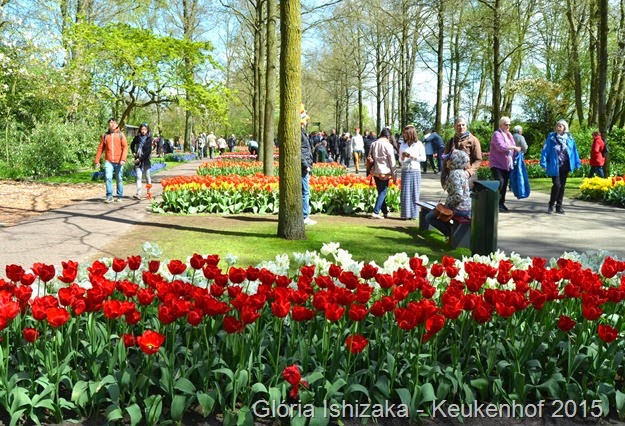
366, 156, 374, 173
434, 203, 454, 222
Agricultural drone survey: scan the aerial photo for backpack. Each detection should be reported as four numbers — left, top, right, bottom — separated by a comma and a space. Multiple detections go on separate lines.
102, 131, 125, 145
603, 143, 609, 155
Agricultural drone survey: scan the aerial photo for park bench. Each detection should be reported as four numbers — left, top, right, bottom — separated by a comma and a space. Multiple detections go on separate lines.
416, 201, 471, 249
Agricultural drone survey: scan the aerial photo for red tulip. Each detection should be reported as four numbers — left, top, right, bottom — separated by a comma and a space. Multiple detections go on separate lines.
187, 309, 203, 326
271, 298, 291, 318
33, 263, 55, 282
282, 364, 308, 399
23, 327, 39, 343
137, 288, 156, 306
20, 273, 36, 286
127, 255, 142, 271
360, 264, 378, 280
148, 260, 160, 273
167, 260, 187, 276
557, 315, 576, 332
582, 304, 603, 321
103, 300, 123, 319
228, 267, 246, 284
345, 334, 369, 354
430, 263, 444, 277
324, 303, 344, 322
601, 257, 619, 279
58, 260, 78, 284
111, 258, 127, 273
46, 307, 70, 327
598, 324, 618, 343
222, 315, 244, 333
348, 304, 368, 322
291, 306, 315, 322
136, 330, 165, 355
121, 333, 136, 347
5, 265, 24, 282
189, 253, 205, 270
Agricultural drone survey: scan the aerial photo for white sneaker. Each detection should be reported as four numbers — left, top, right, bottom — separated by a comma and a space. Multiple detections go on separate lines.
371, 212, 385, 220
304, 218, 317, 226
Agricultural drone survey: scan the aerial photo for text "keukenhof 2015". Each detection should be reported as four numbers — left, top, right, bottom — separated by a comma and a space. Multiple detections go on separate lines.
251, 399, 409, 418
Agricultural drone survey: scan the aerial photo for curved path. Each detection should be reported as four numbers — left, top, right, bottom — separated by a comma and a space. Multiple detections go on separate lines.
0, 160, 623, 271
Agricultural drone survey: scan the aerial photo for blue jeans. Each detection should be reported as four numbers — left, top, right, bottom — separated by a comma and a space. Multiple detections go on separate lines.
104, 161, 124, 198
589, 166, 605, 178
373, 177, 389, 215
302, 171, 310, 219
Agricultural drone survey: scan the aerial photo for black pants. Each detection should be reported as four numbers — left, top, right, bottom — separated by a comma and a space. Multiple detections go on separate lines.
490, 167, 510, 206
550, 172, 569, 207
423, 155, 437, 172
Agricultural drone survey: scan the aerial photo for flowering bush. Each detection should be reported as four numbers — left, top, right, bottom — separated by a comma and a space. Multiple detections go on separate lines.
164, 153, 197, 162
91, 162, 167, 181
579, 176, 625, 207
1, 245, 625, 424
152, 174, 400, 214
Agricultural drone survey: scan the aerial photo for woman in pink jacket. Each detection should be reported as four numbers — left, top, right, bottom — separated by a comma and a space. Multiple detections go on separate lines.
489, 116, 521, 212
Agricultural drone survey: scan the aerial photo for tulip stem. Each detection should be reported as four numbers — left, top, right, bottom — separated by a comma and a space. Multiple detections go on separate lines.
273, 320, 283, 387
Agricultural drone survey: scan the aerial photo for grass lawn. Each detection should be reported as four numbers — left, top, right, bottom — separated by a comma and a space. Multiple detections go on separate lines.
529, 177, 583, 199
104, 214, 471, 269
40, 161, 183, 184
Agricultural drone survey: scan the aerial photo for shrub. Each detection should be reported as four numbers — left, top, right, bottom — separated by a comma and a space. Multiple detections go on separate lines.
20, 121, 100, 178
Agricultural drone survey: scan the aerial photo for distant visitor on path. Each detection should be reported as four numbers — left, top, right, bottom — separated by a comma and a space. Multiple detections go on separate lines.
440, 117, 482, 189
426, 149, 471, 237
512, 125, 528, 153
301, 109, 316, 226
130, 123, 153, 200
489, 116, 521, 213
368, 127, 397, 219
589, 131, 606, 178
398, 125, 426, 220
94, 118, 128, 203
540, 119, 581, 215
423, 128, 445, 174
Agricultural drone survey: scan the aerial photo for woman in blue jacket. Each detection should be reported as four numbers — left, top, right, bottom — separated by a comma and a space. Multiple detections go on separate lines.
540, 119, 581, 214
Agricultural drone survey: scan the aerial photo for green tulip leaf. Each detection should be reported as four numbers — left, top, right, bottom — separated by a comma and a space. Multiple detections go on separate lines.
126, 403, 143, 426
251, 382, 268, 396
237, 406, 253, 425
105, 403, 124, 421
197, 391, 216, 417
174, 377, 196, 395
170, 394, 188, 421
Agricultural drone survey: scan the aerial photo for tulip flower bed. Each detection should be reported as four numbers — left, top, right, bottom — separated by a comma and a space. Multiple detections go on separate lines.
579, 176, 625, 207
196, 161, 346, 177
152, 174, 399, 215
2, 246, 625, 425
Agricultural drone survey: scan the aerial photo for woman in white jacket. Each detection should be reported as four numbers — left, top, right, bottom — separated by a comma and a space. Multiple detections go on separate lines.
398, 125, 426, 219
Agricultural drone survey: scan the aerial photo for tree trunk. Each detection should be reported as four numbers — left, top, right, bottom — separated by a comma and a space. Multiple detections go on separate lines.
435, 0, 445, 133
598, 0, 609, 173
277, 0, 306, 240
263, 0, 277, 176
566, 0, 585, 126
257, 0, 266, 158
588, 3, 598, 126
491, 0, 501, 129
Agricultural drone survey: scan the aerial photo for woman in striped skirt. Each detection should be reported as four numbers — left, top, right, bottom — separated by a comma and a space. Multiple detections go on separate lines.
399, 125, 426, 219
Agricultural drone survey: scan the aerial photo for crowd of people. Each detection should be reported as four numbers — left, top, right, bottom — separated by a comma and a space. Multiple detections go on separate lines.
95, 116, 605, 241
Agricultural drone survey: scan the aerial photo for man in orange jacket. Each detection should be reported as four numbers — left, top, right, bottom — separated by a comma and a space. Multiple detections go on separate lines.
95, 118, 129, 203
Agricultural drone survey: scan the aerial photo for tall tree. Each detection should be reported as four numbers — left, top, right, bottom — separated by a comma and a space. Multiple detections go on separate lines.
277, 0, 305, 239
262, 0, 277, 175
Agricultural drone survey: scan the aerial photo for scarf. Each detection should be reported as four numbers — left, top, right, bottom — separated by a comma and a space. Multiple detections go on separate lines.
453, 131, 470, 149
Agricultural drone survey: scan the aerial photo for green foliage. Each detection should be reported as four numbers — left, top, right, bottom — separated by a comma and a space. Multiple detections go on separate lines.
20, 121, 100, 178
407, 101, 435, 132
605, 128, 625, 166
